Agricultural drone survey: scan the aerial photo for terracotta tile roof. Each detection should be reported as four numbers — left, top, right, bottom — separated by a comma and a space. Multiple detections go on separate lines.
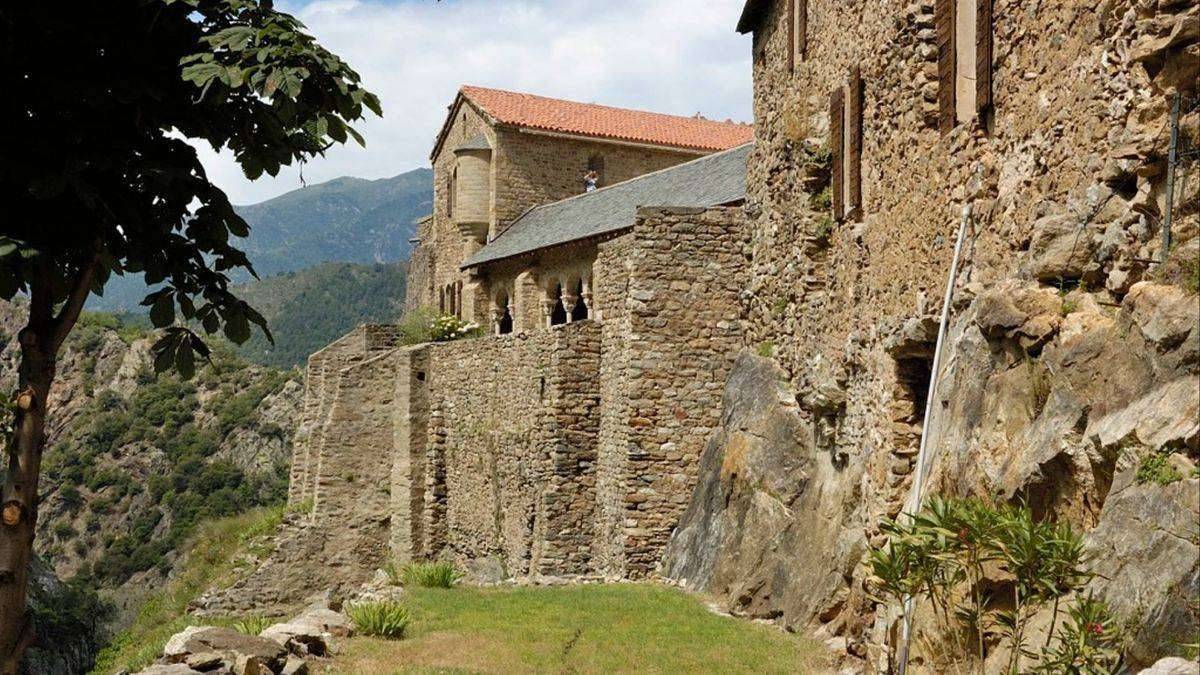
458, 86, 754, 153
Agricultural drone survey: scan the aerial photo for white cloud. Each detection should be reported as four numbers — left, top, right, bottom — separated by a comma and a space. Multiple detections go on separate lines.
195, 0, 752, 205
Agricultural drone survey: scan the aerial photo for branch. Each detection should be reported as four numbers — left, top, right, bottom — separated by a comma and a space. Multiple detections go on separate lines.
49, 246, 100, 354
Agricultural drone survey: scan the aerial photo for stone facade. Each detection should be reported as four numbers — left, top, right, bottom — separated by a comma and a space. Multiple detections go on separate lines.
663, 0, 1198, 669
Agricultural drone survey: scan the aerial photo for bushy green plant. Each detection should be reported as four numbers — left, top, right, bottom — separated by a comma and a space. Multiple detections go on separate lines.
1135, 451, 1183, 486
346, 600, 410, 638
397, 307, 439, 345
1033, 594, 1122, 674
809, 186, 832, 211
869, 497, 1116, 673
756, 341, 776, 358
400, 561, 464, 588
232, 615, 272, 636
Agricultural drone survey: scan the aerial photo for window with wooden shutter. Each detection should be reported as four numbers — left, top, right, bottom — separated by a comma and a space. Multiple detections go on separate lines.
796, 0, 808, 61
830, 87, 845, 221
847, 69, 863, 221
936, 0, 956, 133
938, 0, 992, 132
976, 0, 992, 117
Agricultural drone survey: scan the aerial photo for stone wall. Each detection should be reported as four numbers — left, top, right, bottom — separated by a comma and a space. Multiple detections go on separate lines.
664, 0, 1198, 668
394, 322, 602, 578
490, 128, 704, 228
599, 206, 750, 577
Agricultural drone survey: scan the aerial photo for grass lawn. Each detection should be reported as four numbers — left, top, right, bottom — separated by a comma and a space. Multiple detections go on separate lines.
322, 584, 829, 674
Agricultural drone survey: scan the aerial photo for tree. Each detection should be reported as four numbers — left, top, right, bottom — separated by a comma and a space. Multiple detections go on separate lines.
0, 1, 380, 669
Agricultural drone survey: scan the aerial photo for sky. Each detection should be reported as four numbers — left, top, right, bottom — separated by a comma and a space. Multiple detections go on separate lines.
193, 0, 754, 205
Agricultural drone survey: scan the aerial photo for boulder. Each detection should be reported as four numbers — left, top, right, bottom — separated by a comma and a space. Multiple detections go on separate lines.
1025, 213, 1098, 282
1140, 657, 1200, 675
261, 605, 353, 657
161, 626, 288, 674
133, 665, 205, 675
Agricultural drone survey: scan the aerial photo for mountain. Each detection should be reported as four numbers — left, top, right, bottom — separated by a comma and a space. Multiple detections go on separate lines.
234, 168, 432, 277
87, 168, 432, 313
232, 261, 407, 368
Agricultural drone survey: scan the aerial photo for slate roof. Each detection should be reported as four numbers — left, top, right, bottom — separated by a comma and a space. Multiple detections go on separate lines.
439, 86, 753, 156
462, 142, 752, 269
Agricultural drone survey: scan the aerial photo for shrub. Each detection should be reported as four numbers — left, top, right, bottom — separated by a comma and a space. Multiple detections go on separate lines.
400, 561, 463, 588
346, 600, 410, 638
756, 341, 776, 359
232, 616, 272, 636
396, 307, 438, 345
1135, 451, 1183, 486
869, 497, 1119, 673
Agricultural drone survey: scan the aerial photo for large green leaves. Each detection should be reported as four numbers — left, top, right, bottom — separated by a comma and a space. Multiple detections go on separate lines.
1, 0, 378, 379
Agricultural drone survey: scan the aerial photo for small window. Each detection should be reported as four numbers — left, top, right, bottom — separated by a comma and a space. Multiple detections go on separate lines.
587, 155, 605, 188
549, 283, 568, 326
937, 0, 992, 132
788, 0, 808, 72
570, 279, 589, 322
447, 166, 457, 218
829, 69, 863, 222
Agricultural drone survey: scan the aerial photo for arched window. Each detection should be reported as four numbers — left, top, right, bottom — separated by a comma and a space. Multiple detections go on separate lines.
570, 278, 589, 322
496, 292, 513, 335
455, 281, 463, 319
439, 287, 446, 313
587, 154, 605, 188
549, 283, 568, 326
447, 166, 457, 218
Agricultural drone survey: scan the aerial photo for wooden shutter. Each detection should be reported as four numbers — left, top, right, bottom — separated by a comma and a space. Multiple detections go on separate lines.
847, 68, 863, 220
935, 0, 956, 133
830, 88, 845, 221
797, 0, 808, 60
787, 0, 795, 73
976, 0, 992, 116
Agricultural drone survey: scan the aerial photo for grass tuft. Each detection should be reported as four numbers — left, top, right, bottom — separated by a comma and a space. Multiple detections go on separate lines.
232, 615, 273, 636
399, 561, 464, 588
346, 600, 411, 639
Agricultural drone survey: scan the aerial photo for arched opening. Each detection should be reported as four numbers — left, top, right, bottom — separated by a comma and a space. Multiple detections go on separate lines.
496, 292, 513, 335
588, 154, 605, 187
550, 283, 568, 326
570, 278, 589, 322
439, 287, 446, 313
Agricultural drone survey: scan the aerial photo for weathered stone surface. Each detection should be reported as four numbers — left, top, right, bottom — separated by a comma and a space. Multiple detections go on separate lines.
162, 626, 287, 674
1086, 463, 1200, 669
133, 665, 205, 675
1140, 657, 1200, 675
261, 605, 353, 657
1025, 213, 1099, 282
665, 351, 863, 628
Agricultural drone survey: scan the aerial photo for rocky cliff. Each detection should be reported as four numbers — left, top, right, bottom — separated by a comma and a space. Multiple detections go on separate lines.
0, 301, 303, 671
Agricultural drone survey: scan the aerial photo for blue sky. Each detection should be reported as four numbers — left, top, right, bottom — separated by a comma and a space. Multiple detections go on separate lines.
194, 0, 753, 204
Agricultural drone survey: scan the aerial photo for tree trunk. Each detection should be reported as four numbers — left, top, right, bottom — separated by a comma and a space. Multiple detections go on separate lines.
0, 323, 55, 675
0, 258, 94, 674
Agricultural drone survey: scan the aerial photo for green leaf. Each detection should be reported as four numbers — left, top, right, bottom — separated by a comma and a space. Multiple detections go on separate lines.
149, 294, 174, 328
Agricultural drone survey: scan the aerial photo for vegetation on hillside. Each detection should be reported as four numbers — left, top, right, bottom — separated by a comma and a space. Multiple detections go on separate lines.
38, 314, 295, 587
91, 506, 287, 674
233, 262, 408, 367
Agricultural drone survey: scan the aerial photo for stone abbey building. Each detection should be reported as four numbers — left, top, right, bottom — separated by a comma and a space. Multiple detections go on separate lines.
210, 1, 1197, 669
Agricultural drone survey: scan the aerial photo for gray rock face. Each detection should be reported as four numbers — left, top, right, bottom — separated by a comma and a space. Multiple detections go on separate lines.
1140, 657, 1200, 675
1025, 213, 1099, 282
664, 351, 864, 628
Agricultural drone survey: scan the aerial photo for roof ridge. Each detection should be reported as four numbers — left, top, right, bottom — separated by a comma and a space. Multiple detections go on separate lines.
460, 85, 752, 128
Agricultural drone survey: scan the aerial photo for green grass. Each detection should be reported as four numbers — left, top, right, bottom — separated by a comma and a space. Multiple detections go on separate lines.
90, 505, 285, 674
1136, 451, 1183, 486
346, 600, 411, 638
396, 561, 464, 588
321, 584, 826, 674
